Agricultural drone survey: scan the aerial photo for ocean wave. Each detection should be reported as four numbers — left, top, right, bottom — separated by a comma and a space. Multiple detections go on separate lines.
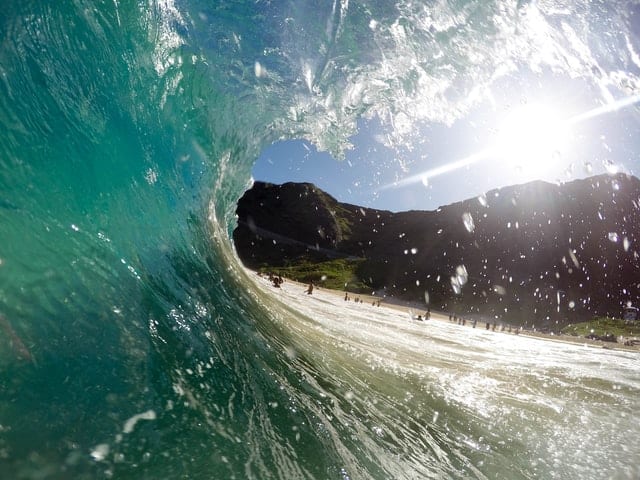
1, 0, 639, 478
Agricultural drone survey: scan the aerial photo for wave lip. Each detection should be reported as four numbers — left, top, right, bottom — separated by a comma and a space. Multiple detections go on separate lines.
1, 0, 639, 478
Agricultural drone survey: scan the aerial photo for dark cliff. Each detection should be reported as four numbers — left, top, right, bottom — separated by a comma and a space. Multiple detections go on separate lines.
233, 174, 640, 327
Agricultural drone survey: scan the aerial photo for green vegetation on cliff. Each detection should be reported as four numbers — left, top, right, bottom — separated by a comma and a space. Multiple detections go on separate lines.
257, 258, 370, 292
562, 317, 640, 338
235, 175, 640, 327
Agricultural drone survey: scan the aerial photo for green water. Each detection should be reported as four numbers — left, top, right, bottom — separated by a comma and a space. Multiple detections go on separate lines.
1, 0, 639, 478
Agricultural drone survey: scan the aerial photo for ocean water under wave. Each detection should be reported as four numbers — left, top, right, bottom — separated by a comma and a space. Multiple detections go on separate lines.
1, 0, 639, 478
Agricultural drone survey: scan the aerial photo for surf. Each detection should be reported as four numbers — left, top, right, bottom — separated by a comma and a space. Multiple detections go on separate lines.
1, 0, 639, 478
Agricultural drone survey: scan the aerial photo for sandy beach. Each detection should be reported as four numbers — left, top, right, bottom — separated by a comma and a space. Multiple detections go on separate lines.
257, 272, 640, 353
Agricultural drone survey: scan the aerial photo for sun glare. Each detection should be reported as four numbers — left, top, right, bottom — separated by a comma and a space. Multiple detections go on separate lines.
492, 104, 569, 173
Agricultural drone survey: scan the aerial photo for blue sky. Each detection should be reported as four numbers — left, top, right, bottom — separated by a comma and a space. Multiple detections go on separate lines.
253, 75, 640, 212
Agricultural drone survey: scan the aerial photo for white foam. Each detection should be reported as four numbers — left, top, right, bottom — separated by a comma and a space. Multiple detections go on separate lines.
123, 409, 157, 434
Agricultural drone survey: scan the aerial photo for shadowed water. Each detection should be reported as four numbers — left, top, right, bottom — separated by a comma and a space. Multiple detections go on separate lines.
1, 0, 639, 478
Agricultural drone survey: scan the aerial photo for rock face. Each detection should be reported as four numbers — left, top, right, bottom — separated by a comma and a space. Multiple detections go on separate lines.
233, 174, 640, 327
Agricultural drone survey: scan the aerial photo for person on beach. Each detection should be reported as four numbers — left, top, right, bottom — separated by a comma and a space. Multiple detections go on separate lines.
306, 281, 314, 295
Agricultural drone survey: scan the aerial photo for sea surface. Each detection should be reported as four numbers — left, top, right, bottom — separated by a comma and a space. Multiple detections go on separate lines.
1, 1, 639, 478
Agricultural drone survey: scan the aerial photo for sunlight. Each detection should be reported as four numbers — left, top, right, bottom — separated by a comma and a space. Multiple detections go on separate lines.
379, 93, 640, 192
378, 150, 490, 190
491, 104, 569, 174
568, 94, 640, 124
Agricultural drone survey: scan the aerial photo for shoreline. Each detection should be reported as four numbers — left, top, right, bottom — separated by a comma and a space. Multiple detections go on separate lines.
254, 271, 639, 353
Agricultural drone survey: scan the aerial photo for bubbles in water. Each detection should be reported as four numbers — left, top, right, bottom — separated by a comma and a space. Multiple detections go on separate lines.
623, 237, 630, 252
410, 247, 418, 254
340, 467, 352, 480
90, 444, 110, 462
144, 168, 158, 185
462, 212, 475, 233
254, 61, 266, 78
122, 410, 156, 434
284, 346, 297, 360
568, 300, 576, 309
608, 232, 619, 243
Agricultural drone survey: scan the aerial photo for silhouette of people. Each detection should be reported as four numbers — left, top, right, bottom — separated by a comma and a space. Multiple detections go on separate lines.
306, 281, 314, 295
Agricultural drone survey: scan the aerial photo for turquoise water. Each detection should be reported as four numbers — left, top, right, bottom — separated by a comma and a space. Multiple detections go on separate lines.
1, 1, 639, 478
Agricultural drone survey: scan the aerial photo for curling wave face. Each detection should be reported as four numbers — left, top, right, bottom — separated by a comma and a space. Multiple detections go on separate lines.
0, 0, 639, 478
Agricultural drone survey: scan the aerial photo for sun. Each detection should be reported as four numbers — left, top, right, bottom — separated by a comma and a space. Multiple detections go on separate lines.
492, 104, 569, 174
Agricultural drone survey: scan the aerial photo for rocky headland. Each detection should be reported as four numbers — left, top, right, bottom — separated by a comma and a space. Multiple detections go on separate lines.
233, 173, 640, 330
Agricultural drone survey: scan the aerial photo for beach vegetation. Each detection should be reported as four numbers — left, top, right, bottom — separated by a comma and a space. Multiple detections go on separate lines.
561, 317, 640, 338
258, 258, 370, 292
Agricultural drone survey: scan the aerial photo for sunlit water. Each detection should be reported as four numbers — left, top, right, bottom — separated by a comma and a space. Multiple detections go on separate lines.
1, 0, 640, 478
249, 275, 640, 479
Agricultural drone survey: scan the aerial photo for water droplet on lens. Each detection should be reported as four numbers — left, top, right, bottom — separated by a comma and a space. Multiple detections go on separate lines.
462, 212, 475, 233
603, 158, 618, 174
493, 285, 506, 295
